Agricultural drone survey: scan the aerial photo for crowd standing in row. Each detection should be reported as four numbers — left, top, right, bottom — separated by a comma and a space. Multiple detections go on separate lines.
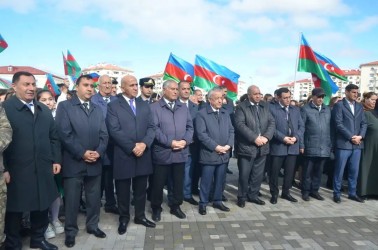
0, 71, 377, 250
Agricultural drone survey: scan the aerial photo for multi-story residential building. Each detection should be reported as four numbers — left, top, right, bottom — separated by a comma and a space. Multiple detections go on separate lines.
82, 63, 134, 83
0, 65, 64, 89
278, 78, 312, 101
359, 61, 378, 93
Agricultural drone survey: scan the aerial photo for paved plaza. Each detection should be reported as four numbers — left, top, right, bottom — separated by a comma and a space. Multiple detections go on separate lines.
23, 158, 378, 249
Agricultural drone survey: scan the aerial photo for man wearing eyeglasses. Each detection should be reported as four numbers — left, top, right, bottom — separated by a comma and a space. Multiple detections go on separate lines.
300, 88, 331, 202
137, 77, 155, 104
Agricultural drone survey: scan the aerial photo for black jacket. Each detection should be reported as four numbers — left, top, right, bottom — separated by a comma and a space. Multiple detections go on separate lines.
234, 100, 275, 158
3, 96, 61, 212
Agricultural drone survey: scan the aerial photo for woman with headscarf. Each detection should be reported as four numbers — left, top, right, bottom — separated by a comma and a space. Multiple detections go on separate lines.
358, 92, 378, 198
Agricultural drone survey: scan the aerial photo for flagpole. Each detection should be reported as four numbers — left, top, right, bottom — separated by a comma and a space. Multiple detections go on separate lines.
293, 31, 302, 100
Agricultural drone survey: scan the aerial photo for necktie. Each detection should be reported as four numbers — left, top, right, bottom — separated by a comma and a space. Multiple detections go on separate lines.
214, 110, 219, 119
253, 105, 261, 135
285, 107, 293, 136
104, 97, 110, 104
168, 102, 174, 110
27, 103, 34, 114
129, 99, 136, 115
83, 102, 89, 115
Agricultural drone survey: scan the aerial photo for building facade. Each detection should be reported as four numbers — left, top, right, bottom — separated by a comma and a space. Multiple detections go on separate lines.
0, 65, 64, 89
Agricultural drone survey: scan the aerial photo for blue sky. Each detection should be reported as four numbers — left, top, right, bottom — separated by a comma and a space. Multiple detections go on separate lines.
1, 0, 377, 94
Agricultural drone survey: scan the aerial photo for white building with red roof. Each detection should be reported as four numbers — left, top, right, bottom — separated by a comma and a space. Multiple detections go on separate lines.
0, 65, 64, 88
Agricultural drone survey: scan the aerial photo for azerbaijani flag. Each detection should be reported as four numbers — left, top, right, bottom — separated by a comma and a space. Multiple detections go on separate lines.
314, 51, 347, 81
297, 34, 338, 104
66, 50, 81, 78
0, 78, 11, 89
163, 53, 194, 82
44, 74, 61, 97
62, 52, 69, 75
0, 34, 8, 54
194, 55, 240, 101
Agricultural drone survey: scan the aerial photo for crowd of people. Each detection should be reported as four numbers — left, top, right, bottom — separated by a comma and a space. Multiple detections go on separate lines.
0, 71, 377, 250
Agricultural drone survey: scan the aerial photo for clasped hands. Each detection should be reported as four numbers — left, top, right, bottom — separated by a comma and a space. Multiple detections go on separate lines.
215, 145, 231, 154
283, 136, 297, 145
254, 136, 268, 146
351, 135, 362, 145
83, 150, 100, 163
133, 142, 147, 157
171, 140, 187, 151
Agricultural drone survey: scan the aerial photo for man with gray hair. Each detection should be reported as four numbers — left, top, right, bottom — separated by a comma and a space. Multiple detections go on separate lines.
149, 80, 194, 222
195, 86, 234, 215
234, 85, 275, 208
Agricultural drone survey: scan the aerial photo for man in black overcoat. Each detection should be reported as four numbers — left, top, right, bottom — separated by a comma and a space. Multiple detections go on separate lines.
3, 71, 61, 250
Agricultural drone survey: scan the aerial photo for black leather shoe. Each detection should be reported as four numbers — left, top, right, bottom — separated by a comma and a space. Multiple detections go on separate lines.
64, 236, 75, 248
333, 196, 341, 203
199, 206, 207, 215
237, 199, 245, 208
348, 195, 365, 203
152, 209, 161, 222
310, 193, 324, 201
281, 194, 298, 202
30, 240, 58, 250
118, 222, 128, 235
213, 203, 230, 212
247, 197, 265, 205
184, 197, 199, 205
222, 195, 228, 202
104, 206, 119, 214
170, 207, 186, 219
87, 228, 106, 238
134, 217, 156, 228
270, 195, 278, 204
226, 169, 233, 174
302, 194, 310, 201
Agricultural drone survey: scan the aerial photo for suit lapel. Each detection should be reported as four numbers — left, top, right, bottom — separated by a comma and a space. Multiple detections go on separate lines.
119, 96, 136, 117
343, 99, 354, 116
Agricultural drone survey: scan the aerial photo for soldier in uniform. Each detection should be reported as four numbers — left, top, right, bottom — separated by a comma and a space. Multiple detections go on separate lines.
0, 103, 12, 246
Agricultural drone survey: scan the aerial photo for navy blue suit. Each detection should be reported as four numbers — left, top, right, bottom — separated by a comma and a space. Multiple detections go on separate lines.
55, 95, 108, 237
269, 102, 304, 197
106, 95, 155, 222
332, 98, 367, 198
195, 104, 234, 207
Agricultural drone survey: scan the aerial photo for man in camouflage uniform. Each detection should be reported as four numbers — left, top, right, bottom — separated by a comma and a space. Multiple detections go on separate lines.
0, 103, 12, 245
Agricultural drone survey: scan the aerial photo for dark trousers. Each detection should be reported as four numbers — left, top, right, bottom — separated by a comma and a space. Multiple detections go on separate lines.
151, 163, 185, 211
5, 209, 48, 249
64, 175, 101, 237
302, 157, 327, 195
101, 165, 117, 207
115, 175, 148, 223
200, 163, 227, 206
269, 155, 297, 196
191, 147, 201, 194
237, 154, 267, 201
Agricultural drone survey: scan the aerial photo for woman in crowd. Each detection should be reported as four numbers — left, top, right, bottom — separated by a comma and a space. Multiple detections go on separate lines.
36, 90, 64, 238
358, 92, 378, 198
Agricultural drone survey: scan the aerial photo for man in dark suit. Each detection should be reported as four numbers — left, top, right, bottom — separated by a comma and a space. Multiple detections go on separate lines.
332, 84, 367, 203
91, 74, 118, 214
56, 74, 109, 248
137, 77, 155, 103
234, 85, 275, 208
3, 71, 60, 250
269, 88, 304, 204
106, 75, 156, 235
195, 87, 234, 215
150, 80, 194, 222
178, 81, 199, 205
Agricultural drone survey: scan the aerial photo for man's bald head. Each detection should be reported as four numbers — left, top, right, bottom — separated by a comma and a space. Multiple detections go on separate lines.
121, 75, 138, 98
247, 85, 262, 104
